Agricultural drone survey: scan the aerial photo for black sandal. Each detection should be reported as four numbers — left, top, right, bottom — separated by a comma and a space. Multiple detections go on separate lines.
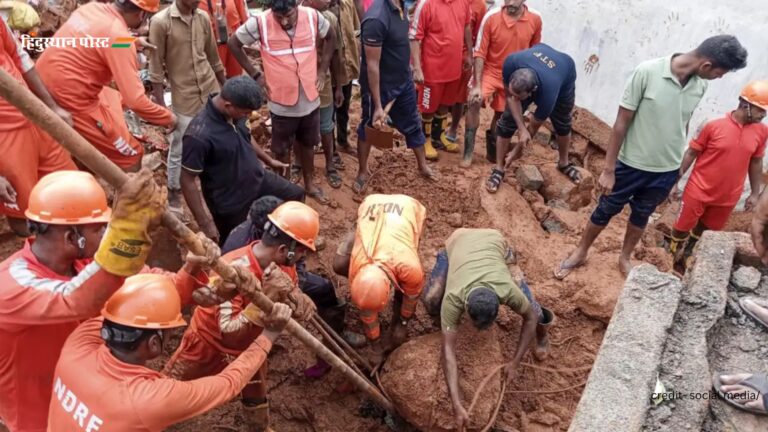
326, 169, 342, 189
486, 168, 505, 193
558, 162, 582, 184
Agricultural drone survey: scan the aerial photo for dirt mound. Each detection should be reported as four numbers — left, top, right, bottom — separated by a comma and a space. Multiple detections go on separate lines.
380, 323, 503, 432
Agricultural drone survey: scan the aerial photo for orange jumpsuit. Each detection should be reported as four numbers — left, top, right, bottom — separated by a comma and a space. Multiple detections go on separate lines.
164, 242, 297, 401
36, 2, 174, 169
198, 0, 248, 78
350, 194, 426, 339
0, 20, 75, 219
0, 240, 199, 432
47, 317, 274, 431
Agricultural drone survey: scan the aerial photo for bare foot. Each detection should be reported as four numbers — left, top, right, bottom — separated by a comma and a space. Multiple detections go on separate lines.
619, 255, 633, 276
459, 158, 472, 169
420, 166, 439, 182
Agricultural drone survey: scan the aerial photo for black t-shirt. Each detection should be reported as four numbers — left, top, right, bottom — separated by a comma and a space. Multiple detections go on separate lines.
182, 96, 265, 216
359, 0, 412, 94
502, 43, 577, 120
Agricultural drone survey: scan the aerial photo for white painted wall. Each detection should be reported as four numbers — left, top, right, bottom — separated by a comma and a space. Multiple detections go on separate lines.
494, 0, 767, 204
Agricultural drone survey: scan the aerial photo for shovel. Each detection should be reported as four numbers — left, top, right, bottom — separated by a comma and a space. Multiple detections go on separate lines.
365, 99, 396, 150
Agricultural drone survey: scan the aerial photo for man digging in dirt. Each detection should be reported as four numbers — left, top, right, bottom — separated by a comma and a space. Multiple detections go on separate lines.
556, 35, 748, 279
353, 0, 438, 194
463, 0, 540, 168
0, 169, 221, 432
36, 0, 178, 173
333, 194, 427, 357
422, 228, 553, 430
668, 81, 767, 264
228, 0, 337, 205
48, 274, 294, 431
222, 195, 350, 378
486, 43, 579, 193
163, 202, 319, 432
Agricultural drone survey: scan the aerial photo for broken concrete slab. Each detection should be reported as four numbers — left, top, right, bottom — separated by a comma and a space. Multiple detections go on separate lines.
516, 165, 544, 191
569, 264, 682, 432
571, 108, 611, 153
538, 163, 594, 210
731, 266, 761, 292
569, 135, 590, 162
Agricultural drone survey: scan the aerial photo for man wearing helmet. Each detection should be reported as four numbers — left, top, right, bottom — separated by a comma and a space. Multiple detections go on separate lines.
47, 274, 294, 431
668, 81, 768, 261
0, 169, 220, 431
164, 201, 319, 432
422, 228, 553, 430
333, 194, 427, 352
36, 0, 177, 172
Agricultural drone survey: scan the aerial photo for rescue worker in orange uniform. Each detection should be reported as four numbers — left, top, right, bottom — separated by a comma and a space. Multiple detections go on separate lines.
47, 274, 294, 431
0, 19, 77, 236
333, 194, 427, 352
163, 201, 319, 432
0, 170, 219, 432
36, 0, 177, 172
198, 0, 249, 78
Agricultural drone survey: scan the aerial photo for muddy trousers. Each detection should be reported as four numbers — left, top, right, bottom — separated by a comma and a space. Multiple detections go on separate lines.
422, 250, 544, 322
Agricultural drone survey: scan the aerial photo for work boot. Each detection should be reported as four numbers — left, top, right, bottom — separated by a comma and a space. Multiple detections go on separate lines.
242, 401, 271, 432
533, 307, 555, 361
438, 132, 460, 153
424, 141, 439, 161
460, 128, 476, 168
485, 129, 497, 163
431, 115, 459, 153
422, 116, 439, 161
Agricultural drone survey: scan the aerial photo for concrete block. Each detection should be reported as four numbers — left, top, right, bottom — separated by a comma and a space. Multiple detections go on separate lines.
571, 107, 611, 153
569, 265, 683, 432
731, 266, 761, 292
516, 165, 544, 191
539, 163, 595, 210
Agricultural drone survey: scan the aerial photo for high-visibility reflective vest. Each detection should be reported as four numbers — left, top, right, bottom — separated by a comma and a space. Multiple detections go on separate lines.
258, 6, 319, 106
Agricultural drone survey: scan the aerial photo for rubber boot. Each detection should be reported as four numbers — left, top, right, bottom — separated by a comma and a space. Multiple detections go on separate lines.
460, 128, 476, 168
533, 307, 555, 361
422, 116, 439, 161
485, 128, 497, 163
432, 114, 459, 153
242, 401, 271, 432
668, 234, 689, 264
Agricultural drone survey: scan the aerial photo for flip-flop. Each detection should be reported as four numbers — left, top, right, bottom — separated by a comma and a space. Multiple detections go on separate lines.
740, 296, 768, 330
326, 169, 342, 189
352, 176, 368, 195
713, 372, 768, 415
308, 188, 330, 205
553, 257, 586, 280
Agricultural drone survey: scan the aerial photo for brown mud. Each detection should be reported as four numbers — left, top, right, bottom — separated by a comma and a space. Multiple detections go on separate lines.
0, 91, 756, 432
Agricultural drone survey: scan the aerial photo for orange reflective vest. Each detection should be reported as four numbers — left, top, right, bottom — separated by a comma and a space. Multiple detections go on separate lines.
258, 6, 320, 106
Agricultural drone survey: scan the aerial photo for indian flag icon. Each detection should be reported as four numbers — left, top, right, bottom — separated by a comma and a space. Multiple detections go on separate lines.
112, 37, 136, 48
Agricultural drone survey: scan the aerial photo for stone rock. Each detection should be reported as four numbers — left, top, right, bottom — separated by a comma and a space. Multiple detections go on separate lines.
447, 213, 463, 228
546, 199, 569, 209
654, 405, 673, 423
571, 108, 611, 153
522, 190, 544, 205
538, 163, 594, 210
530, 411, 561, 426
516, 165, 544, 191
531, 202, 551, 222
380, 324, 503, 432
534, 127, 552, 145
731, 266, 761, 292
569, 135, 590, 162
541, 217, 563, 234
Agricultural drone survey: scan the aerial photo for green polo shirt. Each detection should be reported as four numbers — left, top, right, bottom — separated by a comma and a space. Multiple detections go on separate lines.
618, 55, 708, 172
440, 229, 529, 332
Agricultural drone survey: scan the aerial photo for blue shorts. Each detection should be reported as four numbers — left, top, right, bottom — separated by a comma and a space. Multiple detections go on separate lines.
358, 80, 425, 149
590, 161, 678, 228
320, 104, 335, 135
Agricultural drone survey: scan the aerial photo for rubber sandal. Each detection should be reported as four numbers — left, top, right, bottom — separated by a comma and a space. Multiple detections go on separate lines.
333, 152, 346, 171
290, 164, 302, 184
713, 372, 768, 415
326, 169, 342, 189
558, 162, 582, 184
486, 168, 505, 193
740, 296, 768, 330
308, 188, 330, 205
553, 257, 586, 280
352, 176, 368, 195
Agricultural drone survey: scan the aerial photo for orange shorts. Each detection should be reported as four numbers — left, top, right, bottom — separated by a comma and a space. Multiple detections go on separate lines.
673, 191, 735, 232
417, 77, 464, 114
478, 69, 506, 112
163, 328, 268, 400
0, 125, 76, 218
72, 87, 143, 169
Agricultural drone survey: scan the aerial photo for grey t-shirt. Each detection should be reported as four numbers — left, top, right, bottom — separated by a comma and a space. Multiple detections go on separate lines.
235, 9, 329, 117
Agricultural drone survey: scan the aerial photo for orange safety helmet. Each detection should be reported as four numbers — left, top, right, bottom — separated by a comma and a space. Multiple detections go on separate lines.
25, 171, 112, 225
267, 201, 320, 251
101, 274, 187, 329
350, 264, 391, 313
126, 0, 159, 13
741, 81, 768, 111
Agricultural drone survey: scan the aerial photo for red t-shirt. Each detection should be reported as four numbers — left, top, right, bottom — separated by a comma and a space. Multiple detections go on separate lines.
686, 112, 768, 206
474, 5, 542, 81
409, 0, 471, 83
